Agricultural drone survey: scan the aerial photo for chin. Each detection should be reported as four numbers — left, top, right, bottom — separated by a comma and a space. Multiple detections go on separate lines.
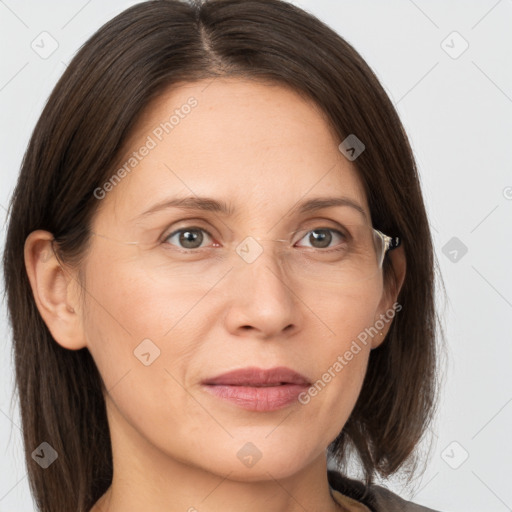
189, 441, 317, 483
213, 459, 307, 483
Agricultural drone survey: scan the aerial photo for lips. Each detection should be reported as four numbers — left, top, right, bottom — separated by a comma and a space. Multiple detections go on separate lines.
201, 366, 311, 387
201, 366, 311, 412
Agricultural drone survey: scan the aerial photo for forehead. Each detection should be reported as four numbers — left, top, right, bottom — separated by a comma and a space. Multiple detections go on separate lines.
96, 77, 370, 228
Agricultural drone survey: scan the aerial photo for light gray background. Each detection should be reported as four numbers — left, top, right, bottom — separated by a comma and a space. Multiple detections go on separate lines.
1, 1, 511, 511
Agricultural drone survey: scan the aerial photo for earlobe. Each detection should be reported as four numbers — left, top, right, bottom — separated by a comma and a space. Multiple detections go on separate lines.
24, 230, 86, 351
371, 244, 406, 349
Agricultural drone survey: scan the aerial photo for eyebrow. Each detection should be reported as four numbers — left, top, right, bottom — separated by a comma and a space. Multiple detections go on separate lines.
137, 195, 368, 222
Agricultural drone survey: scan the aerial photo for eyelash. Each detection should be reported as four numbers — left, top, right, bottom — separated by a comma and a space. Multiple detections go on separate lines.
163, 225, 348, 252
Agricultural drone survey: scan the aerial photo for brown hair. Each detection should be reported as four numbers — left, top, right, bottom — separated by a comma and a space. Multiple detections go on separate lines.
2, 0, 443, 510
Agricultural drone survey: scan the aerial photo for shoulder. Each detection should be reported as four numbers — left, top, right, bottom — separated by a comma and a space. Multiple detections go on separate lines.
328, 470, 442, 512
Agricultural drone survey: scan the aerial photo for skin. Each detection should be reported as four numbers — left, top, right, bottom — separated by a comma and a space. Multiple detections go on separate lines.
24, 77, 406, 512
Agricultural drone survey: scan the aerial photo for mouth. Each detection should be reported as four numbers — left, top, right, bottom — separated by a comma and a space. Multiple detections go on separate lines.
201, 366, 311, 412
201, 366, 311, 387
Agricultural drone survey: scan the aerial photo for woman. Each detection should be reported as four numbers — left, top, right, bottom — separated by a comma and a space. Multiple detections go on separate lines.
3, 0, 442, 510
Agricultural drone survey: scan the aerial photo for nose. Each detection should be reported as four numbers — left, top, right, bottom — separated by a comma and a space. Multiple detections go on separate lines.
223, 238, 302, 339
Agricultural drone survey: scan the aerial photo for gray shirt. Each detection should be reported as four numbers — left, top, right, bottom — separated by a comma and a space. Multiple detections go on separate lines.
328, 470, 441, 511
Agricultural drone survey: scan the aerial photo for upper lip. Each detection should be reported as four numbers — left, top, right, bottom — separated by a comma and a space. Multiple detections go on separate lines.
202, 366, 311, 387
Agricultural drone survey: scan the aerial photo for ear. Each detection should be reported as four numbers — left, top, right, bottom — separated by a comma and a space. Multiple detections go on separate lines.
371, 244, 406, 349
24, 230, 87, 350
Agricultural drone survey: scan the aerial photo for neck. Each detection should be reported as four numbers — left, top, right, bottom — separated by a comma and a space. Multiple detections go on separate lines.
91, 401, 342, 512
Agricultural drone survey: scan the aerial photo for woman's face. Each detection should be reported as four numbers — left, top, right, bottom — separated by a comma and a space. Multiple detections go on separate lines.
70, 78, 401, 480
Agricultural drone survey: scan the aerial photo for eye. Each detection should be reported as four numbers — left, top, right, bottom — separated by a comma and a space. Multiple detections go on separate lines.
295, 228, 347, 250
164, 227, 214, 250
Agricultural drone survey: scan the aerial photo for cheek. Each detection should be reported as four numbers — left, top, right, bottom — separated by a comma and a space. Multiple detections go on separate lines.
299, 342, 370, 450
80, 249, 200, 389
79, 254, 205, 444
82, 245, 204, 342
313, 276, 383, 360
297, 282, 383, 437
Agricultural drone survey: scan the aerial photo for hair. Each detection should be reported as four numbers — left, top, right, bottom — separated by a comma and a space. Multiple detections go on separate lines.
2, 0, 444, 510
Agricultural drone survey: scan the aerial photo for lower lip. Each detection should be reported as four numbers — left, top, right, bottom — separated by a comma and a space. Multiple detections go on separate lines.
202, 384, 309, 412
